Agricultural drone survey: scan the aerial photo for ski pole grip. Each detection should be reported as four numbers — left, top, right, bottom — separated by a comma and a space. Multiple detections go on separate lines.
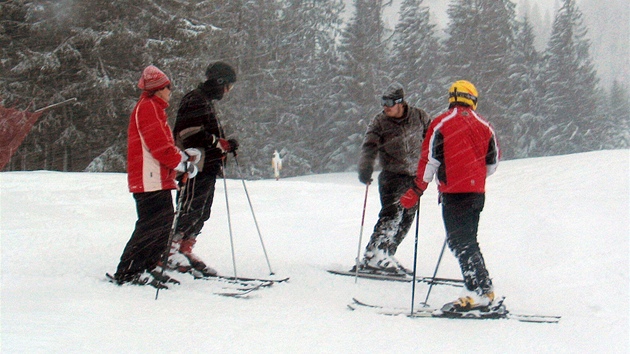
180, 171, 189, 185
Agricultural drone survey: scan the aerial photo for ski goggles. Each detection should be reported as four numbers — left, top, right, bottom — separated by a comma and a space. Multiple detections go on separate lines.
381, 97, 403, 107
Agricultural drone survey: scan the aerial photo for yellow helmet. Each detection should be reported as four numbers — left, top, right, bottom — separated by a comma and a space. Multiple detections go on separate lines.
448, 80, 478, 110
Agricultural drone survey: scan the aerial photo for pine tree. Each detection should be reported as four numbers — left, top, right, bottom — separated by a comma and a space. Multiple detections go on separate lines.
261, 0, 345, 176
324, 0, 388, 172
201, 0, 345, 178
202, 0, 282, 178
443, 0, 518, 157
389, 0, 443, 116
600, 80, 630, 149
539, 0, 600, 155
509, 16, 545, 158
0, 0, 87, 171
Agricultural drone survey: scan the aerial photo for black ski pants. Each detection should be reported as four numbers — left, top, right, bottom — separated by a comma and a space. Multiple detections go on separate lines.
441, 192, 493, 295
175, 168, 218, 241
365, 171, 418, 255
115, 190, 174, 281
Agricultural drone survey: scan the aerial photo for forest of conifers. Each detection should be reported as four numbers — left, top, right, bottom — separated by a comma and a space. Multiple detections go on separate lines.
1, 0, 628, 178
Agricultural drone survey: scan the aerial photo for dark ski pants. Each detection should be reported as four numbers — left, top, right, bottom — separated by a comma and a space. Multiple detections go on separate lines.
365, 171, 418, 255
175, 169, 217, 241
441, 192, 493, 295
115, 190, 174, 281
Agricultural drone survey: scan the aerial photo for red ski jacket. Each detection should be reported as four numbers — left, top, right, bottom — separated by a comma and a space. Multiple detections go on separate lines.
415, 105, 499, 194
127, 92, 182, 193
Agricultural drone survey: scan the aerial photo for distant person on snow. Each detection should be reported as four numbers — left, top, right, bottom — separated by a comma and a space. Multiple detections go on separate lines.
400, 80, 500, 313
272, 150, 282, 180
167, 62, 239, 277
354, 82, 431, 275
113, 65, 200, 288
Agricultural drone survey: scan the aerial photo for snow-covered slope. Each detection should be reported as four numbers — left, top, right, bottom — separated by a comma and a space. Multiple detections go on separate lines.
1, 150, 628, 352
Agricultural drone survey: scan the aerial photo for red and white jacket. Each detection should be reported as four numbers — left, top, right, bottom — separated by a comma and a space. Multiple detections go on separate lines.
127, 92, 182, 193
416, 105, 500, 194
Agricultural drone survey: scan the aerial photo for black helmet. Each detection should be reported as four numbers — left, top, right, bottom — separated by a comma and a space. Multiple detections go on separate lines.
205, 61, 237, 86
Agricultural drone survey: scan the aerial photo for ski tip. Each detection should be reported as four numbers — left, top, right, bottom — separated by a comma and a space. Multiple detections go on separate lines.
105, 273, 119, 284
216, 292, 251, 298
271, 277, 290, 283
351, 297, 367, 306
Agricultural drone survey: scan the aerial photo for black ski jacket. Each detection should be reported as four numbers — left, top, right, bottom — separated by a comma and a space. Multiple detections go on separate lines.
173, 84, 226, 173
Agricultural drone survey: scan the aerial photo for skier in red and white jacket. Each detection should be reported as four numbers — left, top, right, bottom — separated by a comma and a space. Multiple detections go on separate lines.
400, 80, 500, 313
113, 65, 200, 288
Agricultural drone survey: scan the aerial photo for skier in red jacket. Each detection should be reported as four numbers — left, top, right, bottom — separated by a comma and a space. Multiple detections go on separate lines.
113, 65, 200, 288
400, 80, 500, 313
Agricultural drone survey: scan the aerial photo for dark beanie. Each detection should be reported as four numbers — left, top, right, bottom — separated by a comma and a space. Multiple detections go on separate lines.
205, 62, 237, 86
382, 82, 404, 100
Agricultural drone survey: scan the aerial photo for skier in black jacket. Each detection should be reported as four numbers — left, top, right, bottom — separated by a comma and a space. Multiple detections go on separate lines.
168, 62, 238, 276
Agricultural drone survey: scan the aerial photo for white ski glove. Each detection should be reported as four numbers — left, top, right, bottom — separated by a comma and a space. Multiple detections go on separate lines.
175, 161, 198, 178
175, 149, 200, 178
185, 163, 198, 178
184, 148, 202, 164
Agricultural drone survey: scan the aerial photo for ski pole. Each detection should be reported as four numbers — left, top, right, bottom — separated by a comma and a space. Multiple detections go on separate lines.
156, 172, 189, 300
222, 160, 238, 278
420, 237, 448, 307
232, 154, 274, 275
410, 204, 421, 315
34, 97, 77, 113
354, 182, 370, 283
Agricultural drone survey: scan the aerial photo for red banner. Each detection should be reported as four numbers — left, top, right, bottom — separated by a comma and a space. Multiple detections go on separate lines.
0, 104, 43, 171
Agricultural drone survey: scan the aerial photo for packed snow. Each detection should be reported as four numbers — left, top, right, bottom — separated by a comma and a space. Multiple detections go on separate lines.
1, 150, 628, 352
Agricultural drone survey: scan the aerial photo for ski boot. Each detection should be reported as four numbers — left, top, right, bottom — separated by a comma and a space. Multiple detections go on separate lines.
167, 240, 193, 273
438, 292, 506, 318
126, 266, 180, 289
351, 249, 410, 276
132, 270, 169, 289
180, 239, 218, 277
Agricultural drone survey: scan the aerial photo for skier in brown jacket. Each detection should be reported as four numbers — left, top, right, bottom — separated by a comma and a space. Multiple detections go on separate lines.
354, 82, 431, 275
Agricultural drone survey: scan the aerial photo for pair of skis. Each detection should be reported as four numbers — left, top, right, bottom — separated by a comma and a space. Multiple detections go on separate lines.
106, 272, 289, 298
328, 269, 560, 324
348, 298, 561, 323
193, 273, 290, 297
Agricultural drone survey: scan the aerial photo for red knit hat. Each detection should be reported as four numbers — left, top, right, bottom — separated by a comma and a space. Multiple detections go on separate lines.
137, 65, 170, 91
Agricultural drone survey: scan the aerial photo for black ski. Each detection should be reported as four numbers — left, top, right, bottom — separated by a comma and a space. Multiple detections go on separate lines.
189, 270, 290, 284
348, 297, 561, 323
328, 269, 463, 287
193, 273, 289, 297
214, 283, 266, 298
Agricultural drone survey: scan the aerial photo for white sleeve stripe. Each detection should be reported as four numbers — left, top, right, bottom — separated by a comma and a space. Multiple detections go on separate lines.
471, 110, 500, 173
423, 108, 458, 182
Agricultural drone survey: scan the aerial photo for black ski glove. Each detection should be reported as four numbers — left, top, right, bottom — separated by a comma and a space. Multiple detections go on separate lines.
358, 168, 373, 184
227, 139, 239, 153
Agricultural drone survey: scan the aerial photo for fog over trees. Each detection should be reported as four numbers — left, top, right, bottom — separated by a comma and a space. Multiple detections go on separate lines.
1, 0, 628, 177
